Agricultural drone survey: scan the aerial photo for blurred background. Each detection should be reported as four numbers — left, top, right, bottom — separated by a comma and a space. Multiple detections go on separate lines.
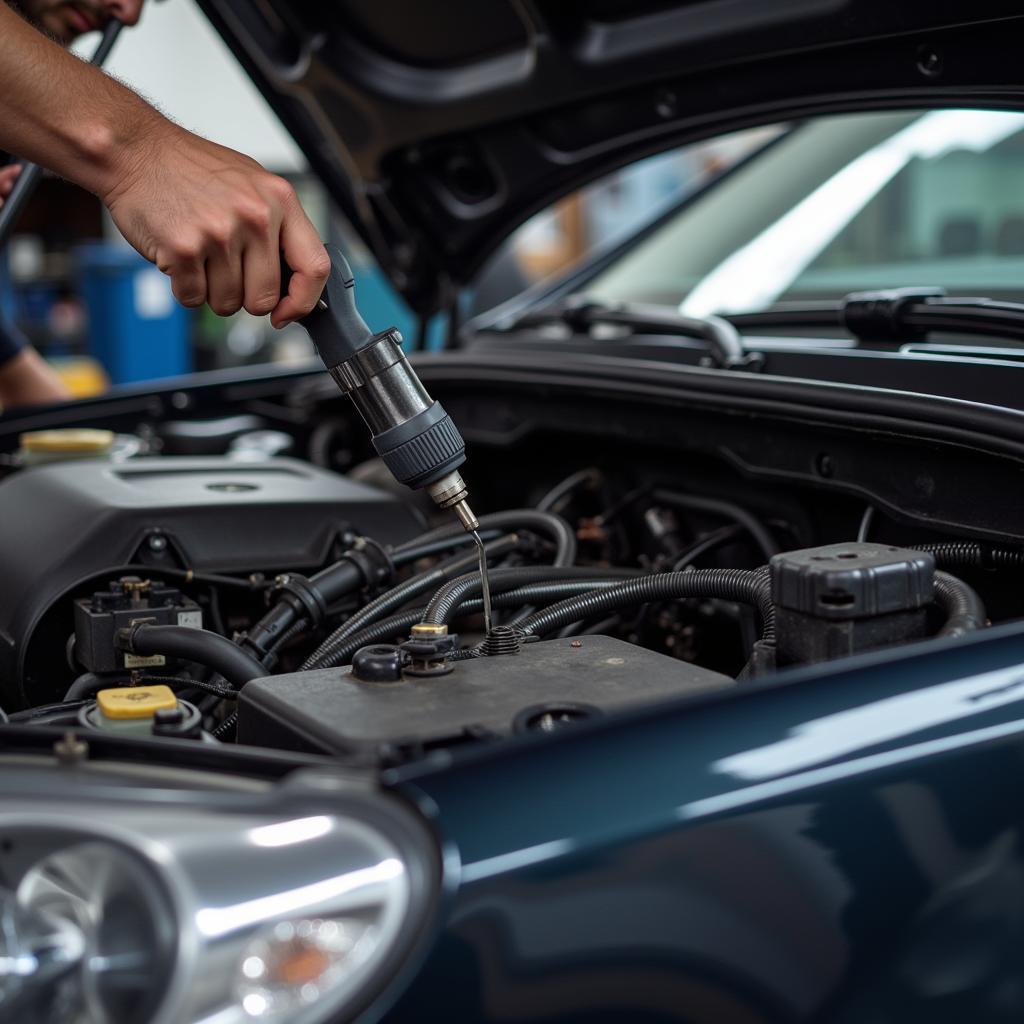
0, 0, 759, 400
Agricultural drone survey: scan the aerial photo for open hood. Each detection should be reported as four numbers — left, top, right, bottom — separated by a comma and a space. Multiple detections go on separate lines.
196, 0, 1024, 314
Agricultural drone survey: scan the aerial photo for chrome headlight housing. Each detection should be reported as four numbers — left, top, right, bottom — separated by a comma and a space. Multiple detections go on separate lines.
0, 763, 437, 1024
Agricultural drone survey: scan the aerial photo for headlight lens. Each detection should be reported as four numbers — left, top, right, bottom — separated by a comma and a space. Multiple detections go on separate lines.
13, 840, 175, 1024
0, 768, 436, 1024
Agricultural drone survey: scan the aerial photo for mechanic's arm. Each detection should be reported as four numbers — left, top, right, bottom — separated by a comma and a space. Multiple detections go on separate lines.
0, 316, 70, 410
0, 4, 329, 325
0, 347, 71, 409
0, 166, 70, 408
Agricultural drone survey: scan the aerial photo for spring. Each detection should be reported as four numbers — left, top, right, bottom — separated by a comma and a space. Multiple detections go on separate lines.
480, 625, 524, 657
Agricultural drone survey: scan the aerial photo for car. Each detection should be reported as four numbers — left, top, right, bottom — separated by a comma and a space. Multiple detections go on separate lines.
2, 1, 1024, 1021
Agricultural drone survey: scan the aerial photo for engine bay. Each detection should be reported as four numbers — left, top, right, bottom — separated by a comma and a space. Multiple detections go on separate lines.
0, 361, 1019, 764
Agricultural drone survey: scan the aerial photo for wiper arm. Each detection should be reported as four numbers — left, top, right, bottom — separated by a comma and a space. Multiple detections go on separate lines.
726, 288, 1024, 346
496, 297, 763, 370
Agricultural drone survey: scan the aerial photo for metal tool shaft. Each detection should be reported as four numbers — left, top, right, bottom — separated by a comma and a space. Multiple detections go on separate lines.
473, 529, 493, 635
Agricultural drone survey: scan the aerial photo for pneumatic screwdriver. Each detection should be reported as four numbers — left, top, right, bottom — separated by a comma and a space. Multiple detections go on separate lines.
287, 245, 494, 628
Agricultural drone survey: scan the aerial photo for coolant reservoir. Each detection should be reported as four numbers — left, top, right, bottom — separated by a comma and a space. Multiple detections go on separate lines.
81, 685, 201, 738
19, 428, 115, 464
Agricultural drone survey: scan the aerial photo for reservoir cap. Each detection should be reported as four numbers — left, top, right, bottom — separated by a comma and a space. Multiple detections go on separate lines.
96, 685, 177, 720
771, 542, 935, 620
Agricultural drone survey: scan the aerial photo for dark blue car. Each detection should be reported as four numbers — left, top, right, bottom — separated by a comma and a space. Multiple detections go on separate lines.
2, 2, 1024, 1021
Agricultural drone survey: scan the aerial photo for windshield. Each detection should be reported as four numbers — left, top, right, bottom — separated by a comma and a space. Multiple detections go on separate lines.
585, 109, 1024, 315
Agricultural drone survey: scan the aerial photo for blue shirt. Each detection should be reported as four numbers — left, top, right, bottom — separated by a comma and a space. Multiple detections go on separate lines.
0, 151, 26, 368
0, 315, 27, 368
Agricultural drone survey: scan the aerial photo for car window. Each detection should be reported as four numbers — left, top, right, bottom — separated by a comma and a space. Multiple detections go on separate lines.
470, 125, 778, 314
584, 109, 1024, 314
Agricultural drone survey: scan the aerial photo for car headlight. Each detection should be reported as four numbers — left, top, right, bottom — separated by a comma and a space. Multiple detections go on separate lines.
0, 764, 437, 1024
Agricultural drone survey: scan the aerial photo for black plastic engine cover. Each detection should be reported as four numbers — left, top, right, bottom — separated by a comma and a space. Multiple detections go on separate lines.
0, 457, 423, 705
238, 635, 733, 761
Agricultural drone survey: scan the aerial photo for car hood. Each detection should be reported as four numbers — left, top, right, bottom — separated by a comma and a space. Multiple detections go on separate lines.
196, 0, 1024, 314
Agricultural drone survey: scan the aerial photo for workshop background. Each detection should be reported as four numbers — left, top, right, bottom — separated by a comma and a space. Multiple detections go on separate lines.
0, 0, 755, 399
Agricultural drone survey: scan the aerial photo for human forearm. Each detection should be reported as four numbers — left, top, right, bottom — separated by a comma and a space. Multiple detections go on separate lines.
0, 3, 328, 322
0, 4, 171, 201
0, 348, 71, 410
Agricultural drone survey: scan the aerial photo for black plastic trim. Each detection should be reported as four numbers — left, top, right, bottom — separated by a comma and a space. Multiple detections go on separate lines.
411, 350, 1024, 541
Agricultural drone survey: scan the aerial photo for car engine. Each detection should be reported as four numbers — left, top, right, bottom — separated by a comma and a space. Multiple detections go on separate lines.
0, 419, 1003, 759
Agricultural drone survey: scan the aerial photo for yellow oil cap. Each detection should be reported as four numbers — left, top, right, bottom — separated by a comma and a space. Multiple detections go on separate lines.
20, 428, 114, 454
96, 685, 178, 720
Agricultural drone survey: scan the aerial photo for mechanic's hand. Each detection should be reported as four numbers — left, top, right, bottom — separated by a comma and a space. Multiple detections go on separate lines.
0, 164, 22, 209
102, 126, 329, 326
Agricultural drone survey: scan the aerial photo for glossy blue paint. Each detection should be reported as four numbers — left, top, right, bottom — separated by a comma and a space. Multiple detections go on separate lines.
381, 623, 1024, 1021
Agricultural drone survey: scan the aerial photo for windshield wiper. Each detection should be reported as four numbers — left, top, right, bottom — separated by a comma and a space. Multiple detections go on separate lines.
493, 297, 764, 371
726, 288, 1024, 346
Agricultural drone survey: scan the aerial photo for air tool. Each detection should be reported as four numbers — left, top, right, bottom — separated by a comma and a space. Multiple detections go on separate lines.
290, 244, 478, 530
291, 245, 492, 627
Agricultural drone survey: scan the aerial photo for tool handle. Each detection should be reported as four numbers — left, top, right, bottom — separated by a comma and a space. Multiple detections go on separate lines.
89, 16, 123, 64
0, 19, 124, 244
281, 244, 374, 366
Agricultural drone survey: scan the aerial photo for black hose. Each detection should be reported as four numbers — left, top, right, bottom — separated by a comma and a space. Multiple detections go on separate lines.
247, 515, 565, 663
259, 617, 308, 671
9, 700, 89, 725
242, 536, 393, 658
302, 534, 520, 671
918, 542, 1024, 572
310, 546, 387, 605
552, 613, 624, 639
934, 570, 987, 637
395, 510, 578, 568
272, 617, 308, 653
536, 468, 602, 514
671, 524, 745, 570
389, 530, 501, 565
64, 672, 117, 703
519, 567, 775, 640
423, 566, 641, 626
124, 624, 266, 688
652, 490, 780, 559
246, 516, 565, 661
309, 579, 626, 668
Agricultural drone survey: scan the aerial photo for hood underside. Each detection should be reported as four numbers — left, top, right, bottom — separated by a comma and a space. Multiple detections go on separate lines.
196, 0, 1024, 313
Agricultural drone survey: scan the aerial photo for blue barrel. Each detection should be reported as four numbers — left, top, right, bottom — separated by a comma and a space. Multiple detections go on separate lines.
76, 244, 190, 385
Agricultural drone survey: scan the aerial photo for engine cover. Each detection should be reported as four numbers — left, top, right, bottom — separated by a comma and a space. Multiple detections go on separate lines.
0, 457, 423, 706
238, 634, 733, 761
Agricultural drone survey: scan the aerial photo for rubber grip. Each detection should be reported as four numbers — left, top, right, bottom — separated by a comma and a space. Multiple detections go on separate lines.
375, 413, 466, 489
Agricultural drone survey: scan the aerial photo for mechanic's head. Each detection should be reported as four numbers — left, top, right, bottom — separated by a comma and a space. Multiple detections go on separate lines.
9, 0, 143, 43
